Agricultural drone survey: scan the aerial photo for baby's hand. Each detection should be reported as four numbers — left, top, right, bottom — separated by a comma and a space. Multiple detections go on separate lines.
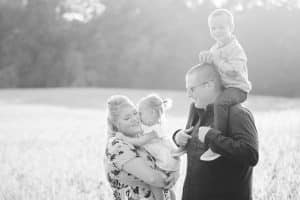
199, 51, 213, 64
211, 53, 221, 66
147, 131, 159, 140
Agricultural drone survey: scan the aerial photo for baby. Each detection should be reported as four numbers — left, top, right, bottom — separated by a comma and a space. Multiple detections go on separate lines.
117, 94, 180, 200
198, 9, 251, 161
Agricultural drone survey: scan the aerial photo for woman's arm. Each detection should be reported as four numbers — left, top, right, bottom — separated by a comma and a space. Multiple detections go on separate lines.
117, 131, 158, 146
123, 157, 167, 188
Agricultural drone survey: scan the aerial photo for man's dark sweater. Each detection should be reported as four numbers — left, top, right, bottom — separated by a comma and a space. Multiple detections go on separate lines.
173, 103, 259, 200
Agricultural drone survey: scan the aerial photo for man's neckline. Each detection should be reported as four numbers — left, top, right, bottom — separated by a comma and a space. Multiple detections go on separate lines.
195, 103, 214, 112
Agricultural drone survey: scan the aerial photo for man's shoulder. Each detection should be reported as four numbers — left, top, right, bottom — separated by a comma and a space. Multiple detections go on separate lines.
228, 104, 257, 134
229, 104, 254, 122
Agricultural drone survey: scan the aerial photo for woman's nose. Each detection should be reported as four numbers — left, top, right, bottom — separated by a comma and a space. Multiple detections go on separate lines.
131, 116, 139, 123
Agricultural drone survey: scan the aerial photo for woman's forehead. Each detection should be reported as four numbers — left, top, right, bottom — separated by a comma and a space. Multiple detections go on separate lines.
119, 105, 137, 116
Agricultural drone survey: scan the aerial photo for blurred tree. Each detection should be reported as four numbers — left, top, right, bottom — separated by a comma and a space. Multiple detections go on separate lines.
0, 0, 299, 96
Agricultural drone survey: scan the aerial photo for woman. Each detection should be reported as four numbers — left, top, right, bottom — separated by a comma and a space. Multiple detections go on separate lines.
104, 95, 177, 200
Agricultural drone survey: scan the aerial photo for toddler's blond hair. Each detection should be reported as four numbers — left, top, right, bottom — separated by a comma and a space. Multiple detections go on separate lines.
208, 8, 235, 29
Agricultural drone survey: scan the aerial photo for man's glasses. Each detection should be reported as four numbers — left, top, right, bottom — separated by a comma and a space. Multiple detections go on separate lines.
186, 80, 214, 93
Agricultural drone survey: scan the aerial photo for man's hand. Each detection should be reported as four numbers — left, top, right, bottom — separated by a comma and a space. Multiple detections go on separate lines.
198, 126, 211, 143
199, 51, 213, 64
174, 127, 193, 147
165, 170, 180, 189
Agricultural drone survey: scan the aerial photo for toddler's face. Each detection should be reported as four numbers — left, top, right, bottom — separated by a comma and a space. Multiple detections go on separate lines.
139, 107, 159, 126
209, 14, 233, 44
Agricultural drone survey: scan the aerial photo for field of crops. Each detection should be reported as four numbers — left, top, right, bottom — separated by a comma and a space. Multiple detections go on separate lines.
0, 88, 299, 200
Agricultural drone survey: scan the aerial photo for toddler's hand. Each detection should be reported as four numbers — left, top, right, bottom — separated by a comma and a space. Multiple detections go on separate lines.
211, 53, 221, 66
199, 51, 213, 64
147, 131, 159, 140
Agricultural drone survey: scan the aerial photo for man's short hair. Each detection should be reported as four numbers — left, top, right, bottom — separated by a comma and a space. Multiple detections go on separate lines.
186, 62, 217, 78
186, 63, 222, 89
208, 8, 234, 28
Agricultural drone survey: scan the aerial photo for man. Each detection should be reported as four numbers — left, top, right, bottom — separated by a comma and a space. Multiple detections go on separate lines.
173, 63, 259, 200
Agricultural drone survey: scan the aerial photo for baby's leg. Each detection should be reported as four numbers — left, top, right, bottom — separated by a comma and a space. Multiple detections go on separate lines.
150, 186, 165, 200
214, 87, 247, 134
171, 147, 186, 157
169, 189, 176, 200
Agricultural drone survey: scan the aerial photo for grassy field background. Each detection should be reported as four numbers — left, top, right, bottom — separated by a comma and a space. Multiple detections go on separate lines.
0, 88, 300, 200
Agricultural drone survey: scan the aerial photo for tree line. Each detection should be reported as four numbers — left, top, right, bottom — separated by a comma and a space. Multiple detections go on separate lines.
0, 0, 300, 97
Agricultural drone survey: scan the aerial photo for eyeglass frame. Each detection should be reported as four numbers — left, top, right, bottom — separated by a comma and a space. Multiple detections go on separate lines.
186, 79, 215, 93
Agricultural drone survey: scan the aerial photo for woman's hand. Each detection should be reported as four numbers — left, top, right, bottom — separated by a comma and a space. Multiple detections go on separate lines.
146, 130, 159, 140
165, 170, 180, 189
123, 157, 168, 188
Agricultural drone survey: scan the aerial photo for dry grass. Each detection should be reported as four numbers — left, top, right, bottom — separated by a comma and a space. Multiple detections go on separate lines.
0, 88, 299, 200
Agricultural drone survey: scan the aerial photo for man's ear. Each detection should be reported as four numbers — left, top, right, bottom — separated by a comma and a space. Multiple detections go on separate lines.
113, 122, 119, 131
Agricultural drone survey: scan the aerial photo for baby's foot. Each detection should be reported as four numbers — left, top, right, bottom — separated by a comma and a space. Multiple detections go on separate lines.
200, 148, 220, 161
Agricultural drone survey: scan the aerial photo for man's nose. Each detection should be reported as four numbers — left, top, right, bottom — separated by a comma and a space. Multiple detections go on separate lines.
186, 87, 191, 94
187, 89, 192, 98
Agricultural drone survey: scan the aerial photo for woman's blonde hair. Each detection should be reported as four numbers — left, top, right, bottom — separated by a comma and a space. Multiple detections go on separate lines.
137, 93, 172, 120
106, 95, 135, 138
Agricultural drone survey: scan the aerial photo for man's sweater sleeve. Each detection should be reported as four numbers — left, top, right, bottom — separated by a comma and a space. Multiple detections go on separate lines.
204, 109, 259, 166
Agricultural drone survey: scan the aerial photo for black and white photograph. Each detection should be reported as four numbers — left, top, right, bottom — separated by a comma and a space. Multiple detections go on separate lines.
0, 0, 300, 200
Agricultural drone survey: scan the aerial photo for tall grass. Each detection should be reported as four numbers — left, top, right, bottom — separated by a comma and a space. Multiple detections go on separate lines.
0, 89, 299, 200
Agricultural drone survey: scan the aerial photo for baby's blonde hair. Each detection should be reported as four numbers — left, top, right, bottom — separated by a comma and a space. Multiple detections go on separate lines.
106, 95, 135, 138
208, 8, 235, 29
137, 94, 172, 120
